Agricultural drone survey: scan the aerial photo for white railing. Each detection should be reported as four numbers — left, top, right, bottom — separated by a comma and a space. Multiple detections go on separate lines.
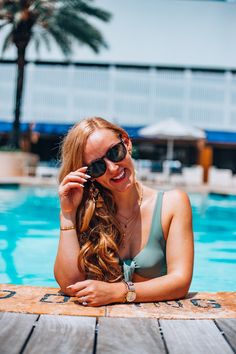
0, 63, 236, 131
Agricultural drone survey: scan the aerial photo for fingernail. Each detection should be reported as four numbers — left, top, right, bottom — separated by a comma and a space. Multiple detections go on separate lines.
85, 174, 91, 179
79, 184, 84, 188
67, 285, 73, 289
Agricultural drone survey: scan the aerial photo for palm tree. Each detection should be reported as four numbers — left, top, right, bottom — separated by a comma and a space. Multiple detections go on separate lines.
0, 0, 111, 148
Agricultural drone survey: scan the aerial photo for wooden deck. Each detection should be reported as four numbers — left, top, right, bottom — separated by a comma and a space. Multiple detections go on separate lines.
1, 312, 235, 354
0, 285, 235, 354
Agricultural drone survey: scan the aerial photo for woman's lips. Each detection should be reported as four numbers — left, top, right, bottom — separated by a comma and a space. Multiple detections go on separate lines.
111, 169, 126, 183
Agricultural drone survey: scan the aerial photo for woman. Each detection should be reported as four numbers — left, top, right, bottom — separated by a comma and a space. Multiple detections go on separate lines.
54, 117, 194, 306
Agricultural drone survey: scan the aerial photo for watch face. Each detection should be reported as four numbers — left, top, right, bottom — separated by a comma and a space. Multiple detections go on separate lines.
127, 291, 136, 302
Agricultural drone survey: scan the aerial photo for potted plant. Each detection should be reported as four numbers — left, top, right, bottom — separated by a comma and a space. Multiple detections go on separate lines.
0, 145, 39, 177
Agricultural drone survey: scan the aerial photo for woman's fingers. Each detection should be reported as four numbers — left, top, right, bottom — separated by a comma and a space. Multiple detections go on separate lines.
78, 166, 88, 172
61, 172, 91, 187
59, 168, 91, 212
66, 280, 106, 307
71, 288, 91, 305
74, 289, 88, 299
60, 183, 84, 195
67, 280, 87, 291
63, 175, 87, 185
60, 166, 91, 189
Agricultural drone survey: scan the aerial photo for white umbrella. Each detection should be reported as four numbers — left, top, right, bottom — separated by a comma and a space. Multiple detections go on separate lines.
138, 117, 206, 161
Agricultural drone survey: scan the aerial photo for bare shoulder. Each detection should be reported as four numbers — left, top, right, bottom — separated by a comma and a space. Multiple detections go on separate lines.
163, 189, 192, 216
164, 188, 190, 203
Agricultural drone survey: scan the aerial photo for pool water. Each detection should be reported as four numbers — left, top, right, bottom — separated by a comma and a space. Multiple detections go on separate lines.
0, 187, 235, 291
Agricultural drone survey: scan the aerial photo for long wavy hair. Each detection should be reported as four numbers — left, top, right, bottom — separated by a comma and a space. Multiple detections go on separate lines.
59, 117, 130, 282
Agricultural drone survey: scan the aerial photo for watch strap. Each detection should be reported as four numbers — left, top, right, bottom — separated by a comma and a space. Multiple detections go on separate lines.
126, 281, 135, 292
123, 281, 136, 302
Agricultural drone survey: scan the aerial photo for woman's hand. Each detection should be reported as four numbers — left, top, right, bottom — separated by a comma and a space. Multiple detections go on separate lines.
59, 166, 91, 215
66, 280, 126, 306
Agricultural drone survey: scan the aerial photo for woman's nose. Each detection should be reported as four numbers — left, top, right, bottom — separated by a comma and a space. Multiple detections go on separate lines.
104, 158, 119, 173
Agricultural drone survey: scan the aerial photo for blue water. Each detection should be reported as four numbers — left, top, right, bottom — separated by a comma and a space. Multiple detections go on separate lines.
0, 186, 235, 291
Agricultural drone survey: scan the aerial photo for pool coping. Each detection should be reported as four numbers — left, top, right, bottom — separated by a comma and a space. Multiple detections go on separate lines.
0, 284, 235, 319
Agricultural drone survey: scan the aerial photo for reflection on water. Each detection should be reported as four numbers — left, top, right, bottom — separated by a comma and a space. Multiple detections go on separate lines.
189, 193, 236, 291
0, 187, 59, 286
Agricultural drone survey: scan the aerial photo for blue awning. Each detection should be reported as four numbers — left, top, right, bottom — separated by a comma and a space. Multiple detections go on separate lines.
32, 124, 145, 137
205, 130, 236, 144
0, 121, 29, 133
122, 125, 145, 138
0, 121, 73, 135
33, 123, 72, 135
1, 121, 236, 144
0, 121, 146, 137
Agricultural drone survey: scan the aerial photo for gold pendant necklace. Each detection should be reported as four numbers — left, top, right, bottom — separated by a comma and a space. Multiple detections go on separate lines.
117, 182, 143, 247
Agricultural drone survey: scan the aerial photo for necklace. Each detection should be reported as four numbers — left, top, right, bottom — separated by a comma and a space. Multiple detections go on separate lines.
117, 182, 143, 226
116, 182, 143, 247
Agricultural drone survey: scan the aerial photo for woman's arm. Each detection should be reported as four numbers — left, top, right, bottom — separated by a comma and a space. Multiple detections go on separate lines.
54, 167, 91, 293
54, 211, 86, 294
133, 189, 194, 302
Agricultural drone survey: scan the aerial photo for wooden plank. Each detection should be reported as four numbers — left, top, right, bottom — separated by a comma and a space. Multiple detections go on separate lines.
0, 312, 37, 354
23, 315, 96, 354
215, 319, 236, 351
96, 317, 166, 354
160, 319, 234, 354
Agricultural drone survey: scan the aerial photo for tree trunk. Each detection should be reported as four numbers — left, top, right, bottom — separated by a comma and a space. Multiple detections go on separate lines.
10, 46, 26, 149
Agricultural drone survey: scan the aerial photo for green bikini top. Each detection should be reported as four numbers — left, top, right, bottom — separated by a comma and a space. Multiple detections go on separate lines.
121, 191, 167, 282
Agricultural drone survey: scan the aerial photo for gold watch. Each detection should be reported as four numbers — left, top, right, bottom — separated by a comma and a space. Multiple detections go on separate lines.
124, 281, 136, 302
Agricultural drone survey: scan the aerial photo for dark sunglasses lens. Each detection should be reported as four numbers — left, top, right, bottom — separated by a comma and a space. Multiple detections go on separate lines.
107, 142, 127, 162
87, 159, 106, 178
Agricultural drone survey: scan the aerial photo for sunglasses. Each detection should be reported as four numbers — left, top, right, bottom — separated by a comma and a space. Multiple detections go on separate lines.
86, 137, 127, 178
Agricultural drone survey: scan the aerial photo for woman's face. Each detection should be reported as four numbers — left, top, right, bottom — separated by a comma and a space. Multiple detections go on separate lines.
84, 128, 135, 192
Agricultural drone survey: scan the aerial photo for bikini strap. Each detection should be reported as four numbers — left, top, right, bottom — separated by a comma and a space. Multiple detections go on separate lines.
149, 191, 164, 243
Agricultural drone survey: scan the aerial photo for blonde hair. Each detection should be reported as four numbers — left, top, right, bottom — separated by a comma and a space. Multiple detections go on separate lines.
59, 117, 129, 282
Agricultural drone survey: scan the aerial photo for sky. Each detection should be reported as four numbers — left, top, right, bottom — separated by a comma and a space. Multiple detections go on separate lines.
0, 0, 236, 69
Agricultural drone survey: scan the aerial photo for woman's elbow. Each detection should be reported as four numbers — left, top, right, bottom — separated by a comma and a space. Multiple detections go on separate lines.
54, 265, 70, 293
54, 273, 74, 296
177, 287, 190, 299
54, 265, 85, 295
174, 275, 192, 299
59, 286, 74, 297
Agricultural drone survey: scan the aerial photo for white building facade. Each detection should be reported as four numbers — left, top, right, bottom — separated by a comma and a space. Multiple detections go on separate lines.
0, 62, 236, 133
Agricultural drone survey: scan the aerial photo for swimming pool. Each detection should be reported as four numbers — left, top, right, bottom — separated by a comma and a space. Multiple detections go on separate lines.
0, 186, 235, 291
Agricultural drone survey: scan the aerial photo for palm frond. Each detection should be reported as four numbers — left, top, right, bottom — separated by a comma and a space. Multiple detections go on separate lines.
46, 24, 72, 56
33, 32, 40, 54
55, 10, 108, 53
2, 1, 20, 15
39, 30, 51, 51
32, 25, 52, 53
1, 27, 13, 55
61, 0, 111, 22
